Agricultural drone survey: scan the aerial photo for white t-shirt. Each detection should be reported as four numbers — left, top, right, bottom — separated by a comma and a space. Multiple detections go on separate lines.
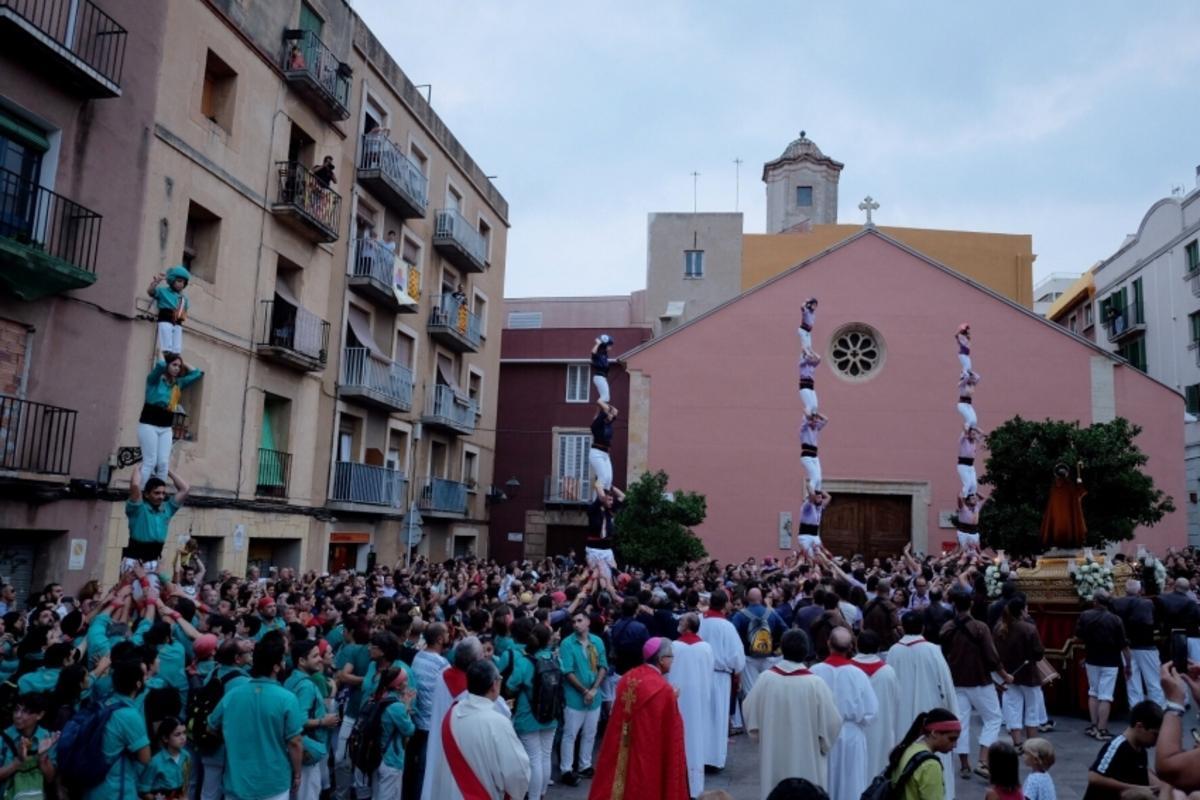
1023, 771, 1056, 800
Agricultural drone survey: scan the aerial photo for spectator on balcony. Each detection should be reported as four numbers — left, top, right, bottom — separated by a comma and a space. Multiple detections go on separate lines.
147, 265, 190, 357
313, 156, 336, 188
137, 353, 203, 488
383, 229, 398, 255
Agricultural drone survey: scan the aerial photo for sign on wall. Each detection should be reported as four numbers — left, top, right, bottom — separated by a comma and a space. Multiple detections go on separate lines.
68, 539, 87, 571
778, 512, 793, 550
233, 525, 246, 552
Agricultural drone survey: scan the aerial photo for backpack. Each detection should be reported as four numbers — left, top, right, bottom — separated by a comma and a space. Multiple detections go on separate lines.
528, 654, 564, 725
860, 750, 939, 800
55, 701, 120, 794
348, 696, 397, 774
746, 611, 773, 656
186, 671, 240, 754
0, 730, 43, 800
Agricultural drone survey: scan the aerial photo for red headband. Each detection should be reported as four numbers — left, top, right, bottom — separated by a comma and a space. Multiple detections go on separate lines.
925, 721, 962, 733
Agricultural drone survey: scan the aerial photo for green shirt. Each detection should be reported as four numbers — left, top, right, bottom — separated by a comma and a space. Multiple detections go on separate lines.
125, 497, 180, 544
16, 667, 60, 696
506, 648, 558, 734
209, 677, 304, 800
137, 748, 191, 794
559, 633, 607, 711
892, 741, 944, 800
83, 695, 148, 800
203, 666, 250, 764
335, 643, 372, 718
380, 692, 416, 770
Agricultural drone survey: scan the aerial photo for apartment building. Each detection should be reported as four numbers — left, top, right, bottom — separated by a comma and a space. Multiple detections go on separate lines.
0, 0, 507, 590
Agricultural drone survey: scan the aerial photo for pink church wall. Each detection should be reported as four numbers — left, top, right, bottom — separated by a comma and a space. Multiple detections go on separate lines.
626, 233, 1186, 563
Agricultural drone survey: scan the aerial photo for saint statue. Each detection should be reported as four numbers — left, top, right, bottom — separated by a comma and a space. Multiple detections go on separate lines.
1039, 461, 1088, 550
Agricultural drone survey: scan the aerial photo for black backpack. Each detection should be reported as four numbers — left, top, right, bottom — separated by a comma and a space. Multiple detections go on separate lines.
861, 751, 939, 800
528, 654, 564, 725
349, 696, 398, 774
186, 671, 240, 754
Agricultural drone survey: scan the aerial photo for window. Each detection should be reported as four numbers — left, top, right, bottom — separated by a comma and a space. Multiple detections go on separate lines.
478, 218, 492, 263
1084, 302, 1094, 328
463, 450, 478, 490
299, 1, 323, 35
507, 311, 542, 329
401, 236, 422, 300
257, 394, 291, 497
796, 185, 813, 207
447, 185, 463, 214
1068, 314, 1077, 333
1187, 240, 1200, 274
565, 364, 591, 403
473, 292, 488, 338
1132, 277, 1144, 324
386, 429, 408, 473
467, 370, 482, 414
177, 374, 203, 442
1190, 312, 1200, 345
182, 200, 221, 283
829, 323, 886, 381
409, 142, 429, 175
555, 432, 592, 502
287, 122, 315, 164
200, 50, 237, 133
684, 250, 704, 278
394, 330, 415, 369
1188, 385, 1200, 415
1117, 337, 1147, 372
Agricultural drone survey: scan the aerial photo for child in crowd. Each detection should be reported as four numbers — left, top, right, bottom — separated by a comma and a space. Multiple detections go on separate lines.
374, 666, 416, 799
139, 716, 191, 800
1021, 738, 1056, 800
1084, 700, 1161, 800
984, 741, 1023, 800
148, 266, 191, 356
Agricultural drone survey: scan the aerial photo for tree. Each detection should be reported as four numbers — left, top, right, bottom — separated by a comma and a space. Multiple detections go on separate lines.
980, 416, 1175, 556
614, 470, 708, 571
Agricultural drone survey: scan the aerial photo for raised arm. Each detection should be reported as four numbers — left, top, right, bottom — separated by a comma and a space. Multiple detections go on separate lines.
146, 272, 163, 299
169, 470, 190, 505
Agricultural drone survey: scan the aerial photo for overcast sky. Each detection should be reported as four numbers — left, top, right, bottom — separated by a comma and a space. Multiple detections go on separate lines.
354, 2, 1200, 299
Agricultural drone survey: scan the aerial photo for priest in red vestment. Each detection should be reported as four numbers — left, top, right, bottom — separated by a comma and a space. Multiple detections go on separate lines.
588, 637, 689, 800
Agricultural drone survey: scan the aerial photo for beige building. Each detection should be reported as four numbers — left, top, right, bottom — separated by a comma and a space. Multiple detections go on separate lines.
0, 0, 507, 591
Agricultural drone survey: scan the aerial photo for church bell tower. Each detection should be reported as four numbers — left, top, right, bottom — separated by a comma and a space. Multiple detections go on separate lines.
763, 131, 844, 233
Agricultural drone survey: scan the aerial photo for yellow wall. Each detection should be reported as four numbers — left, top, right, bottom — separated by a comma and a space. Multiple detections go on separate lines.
742, 225, 1034, 306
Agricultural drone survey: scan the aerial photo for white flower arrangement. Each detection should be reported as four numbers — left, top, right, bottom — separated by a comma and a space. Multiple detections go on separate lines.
1071, 556, 1115, 601
1140, 555, 1168, 593
984, 564, 1004, 599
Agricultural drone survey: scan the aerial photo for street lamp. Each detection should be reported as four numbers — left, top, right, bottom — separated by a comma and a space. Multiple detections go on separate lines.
505, 476, 521, 500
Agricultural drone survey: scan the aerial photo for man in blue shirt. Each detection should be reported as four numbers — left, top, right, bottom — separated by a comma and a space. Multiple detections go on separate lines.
732, 587, 788, 696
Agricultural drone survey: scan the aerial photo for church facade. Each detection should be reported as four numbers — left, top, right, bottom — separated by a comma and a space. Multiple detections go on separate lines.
622, 229, 1186, 562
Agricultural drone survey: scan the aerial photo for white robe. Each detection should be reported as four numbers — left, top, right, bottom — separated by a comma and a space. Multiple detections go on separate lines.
852, 655, 901, 777
422, 665, 512, 800
424, 693, 530, 800
811, 660, 879, 800
698, 614, 746, 768
885, 635, 960, 800
668, 637, 715, 798
742, 660, 842, 800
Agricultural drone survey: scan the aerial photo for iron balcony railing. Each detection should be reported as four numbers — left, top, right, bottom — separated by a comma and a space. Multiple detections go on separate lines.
428, 293, 482, 348
0, 166, 101, 276
341, 347, 413, 409
275, 161, 341, 238
359, 134, 428, 216
329, 461, 405, 508
352, 237, 420, 302
0, 394, 76, 475
544, 474, 590, 504
424, 384, 477, 433
417, 476, 469, 515
2, 0, 128, 88
1104, 301, 1145, 342
281, 28, 350, 116
258, 299, 329, 366
434, 209, 489, 269
255, 448, 292, 499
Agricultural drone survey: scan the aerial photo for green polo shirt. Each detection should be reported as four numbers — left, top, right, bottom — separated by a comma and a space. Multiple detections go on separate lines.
559, 633, 607, 711
83, 695, 148, 800
16, 666, 60, 695
137, 747, 191, 795
125, 498, 179, 544
335, 643, 372, 718
209, 677, 304, 800
506, 648, 558, 735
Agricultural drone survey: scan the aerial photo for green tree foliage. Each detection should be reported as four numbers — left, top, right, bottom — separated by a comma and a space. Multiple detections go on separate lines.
980, 416, 1175, 556
614, 470, 708, 571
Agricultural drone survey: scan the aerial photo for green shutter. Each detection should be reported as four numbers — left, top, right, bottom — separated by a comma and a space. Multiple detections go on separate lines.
0, 109, 49, 152
299, 2, 323, 35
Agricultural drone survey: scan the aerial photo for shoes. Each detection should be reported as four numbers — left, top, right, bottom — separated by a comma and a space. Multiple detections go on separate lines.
560, 771, 580, 787
973, 764, 991, 780
1095, 729, 1115, 742
959, 766, 972, 780
1038, 720, 1056, 732
704, 766, 724, 775
1084, 725, 1097, 738
579, 767, 595, 779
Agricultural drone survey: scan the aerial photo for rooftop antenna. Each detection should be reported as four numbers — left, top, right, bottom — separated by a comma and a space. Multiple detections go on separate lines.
690, 171, 700, 213
733, 158, 743, 211
1172, 184, 1185, 197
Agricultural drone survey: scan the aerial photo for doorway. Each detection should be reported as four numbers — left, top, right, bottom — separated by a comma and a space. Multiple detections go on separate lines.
818, 494, 912, 560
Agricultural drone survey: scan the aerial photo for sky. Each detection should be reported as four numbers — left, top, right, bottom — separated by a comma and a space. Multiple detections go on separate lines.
353, 1, 1200, 299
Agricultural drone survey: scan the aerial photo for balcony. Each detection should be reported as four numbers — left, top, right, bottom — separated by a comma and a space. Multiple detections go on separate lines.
272, 161, 341, 243
421, 384, 476, 436
328, 461, 405, 512
1185, 267, 1200, 298
339, 347, 413, 412
416, 476, 469, 517
1104, 302, 1145, 343
349, 237, 420, 312
358, 134, 428, 219
0, 395, 76, 477
1, 0, 127, 97
255, 299, 329, 372
433, 209, 488, 273
544, 474, 591, 506
280, 29, 350, 122
0, 167, 100, 301
427, 294, 482, 353
255, 448, 292, 499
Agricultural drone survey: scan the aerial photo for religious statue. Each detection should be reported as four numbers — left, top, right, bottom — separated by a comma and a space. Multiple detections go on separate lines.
1039, 461, 1087, 550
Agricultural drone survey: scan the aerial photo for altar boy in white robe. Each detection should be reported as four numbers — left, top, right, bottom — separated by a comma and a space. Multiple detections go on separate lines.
886, 611, 959, 800
811, 627, 879, 800
668, 613, 715, 798
698, 589, 745, 770
851, 630, 901, 777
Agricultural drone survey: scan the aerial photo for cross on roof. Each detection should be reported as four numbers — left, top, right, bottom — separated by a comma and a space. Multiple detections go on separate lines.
858, 196, 880, 227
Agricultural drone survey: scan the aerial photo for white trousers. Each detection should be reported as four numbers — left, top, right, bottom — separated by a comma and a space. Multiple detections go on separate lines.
560, 706, 600, 772
519, 729, 555, 800
1031, 684, 1048, 725
588, 448, 612, 492
798, 327, 813, 353
137, 422, 173, 486
957, 531, 980, 552
372, 764, 402, 799
958, 353, 972, 376
200, 755, 223, 800
1085, 664, 1118, 702
1002, 685, 1039, 730
585, 547, 616, 583
296, 762, 321, 800
592, 375, 610, 404
1127, 648, 1165, 707
799, 387, 818, 416
157, 321, 183, 354
798, 534, 822, 556
801, 455, 822, 492
954, 685, 1002, 754
957, 463, 977, 497
956, 402, 977, 429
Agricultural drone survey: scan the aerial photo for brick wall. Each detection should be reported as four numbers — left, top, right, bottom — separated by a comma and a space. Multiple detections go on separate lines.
0, 319, 28, 396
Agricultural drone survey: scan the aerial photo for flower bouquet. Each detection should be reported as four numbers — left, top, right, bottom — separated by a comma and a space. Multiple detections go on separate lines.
1071, 556, 1114, 601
